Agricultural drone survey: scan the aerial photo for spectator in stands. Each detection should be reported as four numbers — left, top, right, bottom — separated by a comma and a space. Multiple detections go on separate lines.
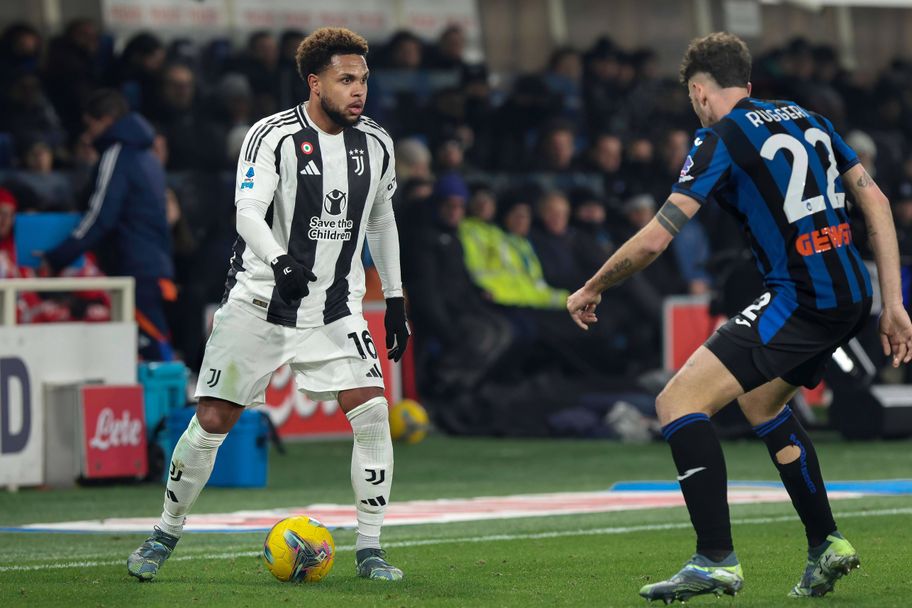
215, 73, 254, 163
534, 121, 576, 172
435, 134, 465, 173
424, 25, 468, 70
150, 63, 226, 171
530, 190, 585, 291
43, 19, 103, 136
847, 130, 878, 177
395, 138, 432, 182
567, 187, 613, 276
460, 64, 497, 169
5, 137, 74, 211
277, 29, 308, 109
0, 23, 41, 80
116, 32, 166, 114
39, 89, 174, 360
405, 176, 513, 395
459, 183, 502, 298
488, 193, 568, 309
650, 128, 690, 202
573, 132, 629, 207
0, 186, 109, 323
0, 187, 20, 278
618, 193, 686, 302
234, 31, 279, 118
380, 30, 424, 70
0, 71, 66, 150
583, 38, 624, 135
543, 47, 584, 129
623, 136, 658, 197
493, 75, 561, 171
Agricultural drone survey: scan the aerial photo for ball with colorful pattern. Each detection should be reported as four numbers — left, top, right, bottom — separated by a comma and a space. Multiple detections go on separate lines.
389, 399, 430, 444
262, 516, 335, 583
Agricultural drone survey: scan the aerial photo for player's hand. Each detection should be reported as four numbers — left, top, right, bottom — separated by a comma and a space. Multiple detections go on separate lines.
567, 284, 601, 331
271, 254, 316, 302
384, 296, 410, 362
32, 251, 53, 277
878, 304, 912, 367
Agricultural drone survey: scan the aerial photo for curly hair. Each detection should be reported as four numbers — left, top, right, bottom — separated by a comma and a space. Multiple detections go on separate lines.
295, 27, 369, 81
679, 32, 751, 88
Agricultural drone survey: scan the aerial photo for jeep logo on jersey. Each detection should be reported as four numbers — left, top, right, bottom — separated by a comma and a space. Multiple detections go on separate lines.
349, 148, 365, 176
324, 189, 347, 215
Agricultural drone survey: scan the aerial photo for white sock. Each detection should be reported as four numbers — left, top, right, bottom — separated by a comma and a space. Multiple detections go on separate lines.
158, 414, 226, 537
346, 397, 393, 551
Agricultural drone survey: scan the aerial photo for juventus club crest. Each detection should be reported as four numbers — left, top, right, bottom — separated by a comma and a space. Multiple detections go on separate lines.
349, 148, 365, 176
324, 189, 347, 215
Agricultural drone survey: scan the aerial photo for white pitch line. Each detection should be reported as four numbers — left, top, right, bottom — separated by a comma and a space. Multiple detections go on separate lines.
1, 506, 910, 574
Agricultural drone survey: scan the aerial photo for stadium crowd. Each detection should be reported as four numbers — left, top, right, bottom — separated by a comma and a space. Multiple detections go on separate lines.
1, 21, 910, 435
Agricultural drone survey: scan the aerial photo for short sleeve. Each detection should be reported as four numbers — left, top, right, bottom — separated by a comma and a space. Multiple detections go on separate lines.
671, 128, 732, 205
234, 120, 281, 206
820, 115, 860, 174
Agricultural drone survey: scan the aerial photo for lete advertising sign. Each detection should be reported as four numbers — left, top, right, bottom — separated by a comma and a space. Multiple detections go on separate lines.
0, 323, 135, 487
81, 386, 147, 479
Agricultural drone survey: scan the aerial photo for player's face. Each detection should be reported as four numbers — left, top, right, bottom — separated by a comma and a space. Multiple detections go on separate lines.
316, 54, 368, 127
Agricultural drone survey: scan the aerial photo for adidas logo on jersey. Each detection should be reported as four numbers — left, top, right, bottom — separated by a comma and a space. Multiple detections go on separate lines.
300, 160, 321, 175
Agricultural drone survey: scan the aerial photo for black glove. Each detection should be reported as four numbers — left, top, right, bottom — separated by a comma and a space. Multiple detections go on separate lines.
384, 297, 410, 362
271, 254, 316, 302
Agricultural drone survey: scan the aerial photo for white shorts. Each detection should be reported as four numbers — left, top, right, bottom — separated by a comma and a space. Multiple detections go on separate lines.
195, 301, 385, 406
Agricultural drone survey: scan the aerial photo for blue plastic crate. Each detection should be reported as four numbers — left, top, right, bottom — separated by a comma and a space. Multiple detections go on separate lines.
139, 362, 189, 441
166, 407, 269, 488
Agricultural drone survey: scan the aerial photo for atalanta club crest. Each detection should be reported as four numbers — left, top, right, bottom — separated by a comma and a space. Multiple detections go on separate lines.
324, 189, 347, 215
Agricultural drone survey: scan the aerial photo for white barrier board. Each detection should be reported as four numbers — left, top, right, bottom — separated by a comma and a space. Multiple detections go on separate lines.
0, 323, 136, 487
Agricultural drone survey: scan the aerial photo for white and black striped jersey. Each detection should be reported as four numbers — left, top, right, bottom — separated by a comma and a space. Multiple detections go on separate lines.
224, 103, 398, 328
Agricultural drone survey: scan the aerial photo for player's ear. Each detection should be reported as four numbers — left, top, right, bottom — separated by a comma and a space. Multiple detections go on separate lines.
307, 73, 320, 97
746, 81, 752, 96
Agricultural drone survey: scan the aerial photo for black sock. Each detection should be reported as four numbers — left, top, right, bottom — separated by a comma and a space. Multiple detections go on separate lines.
754, 406, 836, 547
662, 413, 732, 560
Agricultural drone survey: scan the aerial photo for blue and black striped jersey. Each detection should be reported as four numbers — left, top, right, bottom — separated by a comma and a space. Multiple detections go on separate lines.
672, 97, 872, 318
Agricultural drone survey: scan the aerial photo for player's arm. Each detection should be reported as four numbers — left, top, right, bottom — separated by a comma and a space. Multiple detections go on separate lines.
366, 150, 409, 361
235, 123, 314, 301
842, 163, 912, 365
567, 192, 701, 330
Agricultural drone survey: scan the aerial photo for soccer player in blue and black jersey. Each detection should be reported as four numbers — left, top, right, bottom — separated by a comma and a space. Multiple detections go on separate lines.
568, 32, 912, 602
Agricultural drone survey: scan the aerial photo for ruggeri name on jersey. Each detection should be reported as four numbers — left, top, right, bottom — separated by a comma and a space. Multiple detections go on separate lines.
309, 216, 354, 241
744, 104, 809, 128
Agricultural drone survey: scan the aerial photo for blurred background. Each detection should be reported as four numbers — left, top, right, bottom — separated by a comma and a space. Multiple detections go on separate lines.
2, 0, 912, 490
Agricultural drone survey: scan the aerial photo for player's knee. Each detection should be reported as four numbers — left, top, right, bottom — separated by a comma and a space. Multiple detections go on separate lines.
195, 398, 242, 434
338, 387, 385, 414
775, 444, 801, 465
654, 388, 676, 426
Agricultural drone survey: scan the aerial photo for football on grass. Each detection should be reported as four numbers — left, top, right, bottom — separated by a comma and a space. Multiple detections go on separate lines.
389, 399, 430, 444
262, 516, 335, 582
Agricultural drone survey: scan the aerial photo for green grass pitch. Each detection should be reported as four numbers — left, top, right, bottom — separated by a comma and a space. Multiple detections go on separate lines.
1, 435, 911, 607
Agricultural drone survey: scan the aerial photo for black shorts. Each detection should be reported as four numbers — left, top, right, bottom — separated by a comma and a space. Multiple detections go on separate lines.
705, 291, 872, 392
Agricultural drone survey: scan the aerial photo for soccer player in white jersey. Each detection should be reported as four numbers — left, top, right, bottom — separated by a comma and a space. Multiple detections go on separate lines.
128, 28, 409, 582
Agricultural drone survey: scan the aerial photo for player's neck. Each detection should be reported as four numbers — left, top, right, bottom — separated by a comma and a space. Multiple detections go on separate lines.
706, 88, 749, 125
303, 100, 345, 135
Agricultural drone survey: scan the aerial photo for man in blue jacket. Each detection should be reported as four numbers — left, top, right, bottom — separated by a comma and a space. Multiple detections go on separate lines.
44, 89, 174, 360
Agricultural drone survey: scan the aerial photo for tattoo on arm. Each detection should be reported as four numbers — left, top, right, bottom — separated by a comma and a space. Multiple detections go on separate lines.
655, 200, 690, 236
594, 258, 633, 290
856, 170, 874, 189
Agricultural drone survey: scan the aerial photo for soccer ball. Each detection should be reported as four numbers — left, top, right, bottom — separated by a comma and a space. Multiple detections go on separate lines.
388, 399, 430, 444
262, 516, 335, 583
